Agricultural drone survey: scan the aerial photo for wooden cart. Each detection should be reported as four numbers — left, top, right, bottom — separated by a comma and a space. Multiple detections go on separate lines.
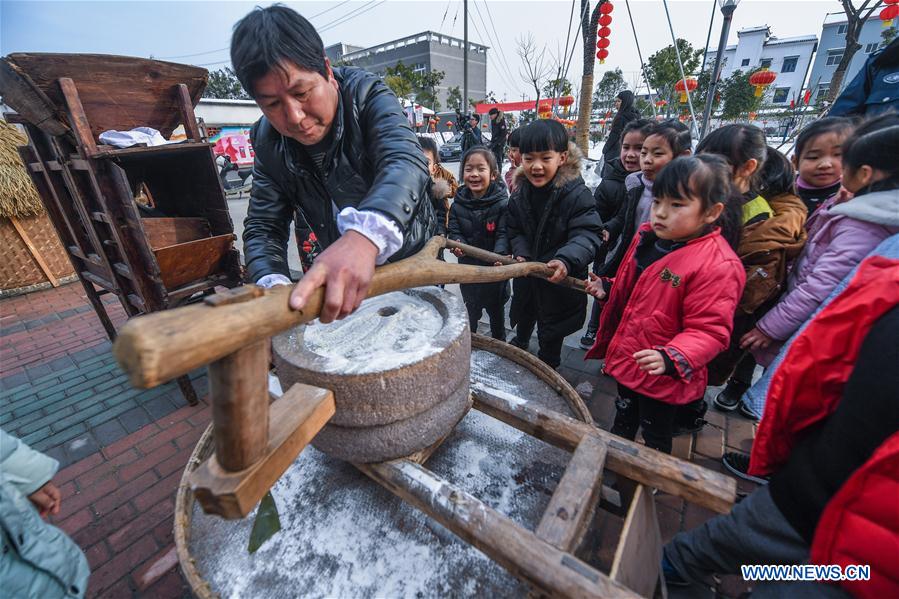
0, 53, 242, 403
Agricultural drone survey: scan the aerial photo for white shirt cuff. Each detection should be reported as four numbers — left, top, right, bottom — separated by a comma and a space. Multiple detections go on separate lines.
337, 207, 403, 265
256, 273, 292, 288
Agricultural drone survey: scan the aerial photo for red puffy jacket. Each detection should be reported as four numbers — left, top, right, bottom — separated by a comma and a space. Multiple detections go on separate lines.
811, 431, 899, 599
749, 256, 899, 476
585, 225, 745, 405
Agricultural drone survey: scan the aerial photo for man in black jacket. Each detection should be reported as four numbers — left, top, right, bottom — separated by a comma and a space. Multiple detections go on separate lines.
487, 108, 508, 169
232, 6, 435, 322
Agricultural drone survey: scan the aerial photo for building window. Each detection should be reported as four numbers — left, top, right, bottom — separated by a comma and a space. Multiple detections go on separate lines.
826, 49, 844, 66
837, 24, 847, 35
741, 58, 750, 67
865, 42, 879, 54
760, 58, 773, 68
782, 56, 799, 73
816, 83, 829, 101
772, 87, 790, 103
412, 62, 427, 74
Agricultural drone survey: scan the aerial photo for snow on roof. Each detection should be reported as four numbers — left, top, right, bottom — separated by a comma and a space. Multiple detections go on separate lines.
765, 34, 818, 46
738, 25, 770, 35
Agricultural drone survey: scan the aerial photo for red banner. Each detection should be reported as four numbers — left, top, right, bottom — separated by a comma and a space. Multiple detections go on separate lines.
474, 96, 574, 114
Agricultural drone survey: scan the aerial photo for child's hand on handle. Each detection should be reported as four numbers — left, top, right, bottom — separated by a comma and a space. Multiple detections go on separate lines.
601, 229, 610, 243
546, 259, 568, 283
633, 349, 666, 375
28, 481, 61, 518
514, 256, 527, 263
451, 247, 465, 257
493, 255, 513, 266
585, 273, 606, 300
740, 327, 773, 351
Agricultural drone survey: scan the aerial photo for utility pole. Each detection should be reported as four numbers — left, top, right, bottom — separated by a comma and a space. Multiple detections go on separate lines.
700, 0, 740, 139
463, 0, 469, 114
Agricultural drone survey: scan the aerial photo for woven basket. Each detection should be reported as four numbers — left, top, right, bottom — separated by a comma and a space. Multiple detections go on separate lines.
0, 213, 75, 293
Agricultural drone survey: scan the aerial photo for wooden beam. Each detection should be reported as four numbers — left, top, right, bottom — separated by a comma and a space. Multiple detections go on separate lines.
610, 485, 666, 599
57, 77, 97, 154
536, 434, 607, 552
471, 387, 737, 515
9, 216, 59, 287
175, 83, 203, 141
209, 340, 270, 472
357, 459, 639, 599
113, 237, 587, 389
190, 382, 335, 519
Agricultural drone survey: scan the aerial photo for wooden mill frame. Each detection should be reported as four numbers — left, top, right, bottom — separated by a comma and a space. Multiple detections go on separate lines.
112, 238, 738, 598
1, 53, 242, 404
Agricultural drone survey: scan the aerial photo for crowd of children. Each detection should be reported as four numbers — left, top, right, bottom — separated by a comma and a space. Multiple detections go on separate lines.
435, 112, 899, 594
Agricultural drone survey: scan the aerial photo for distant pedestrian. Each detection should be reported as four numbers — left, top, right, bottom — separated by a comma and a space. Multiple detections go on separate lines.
602, 90, 641, 164
488, 107, 508, 169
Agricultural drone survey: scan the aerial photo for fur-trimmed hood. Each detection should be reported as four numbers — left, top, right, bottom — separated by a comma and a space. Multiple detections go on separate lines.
511, 142, 585, 190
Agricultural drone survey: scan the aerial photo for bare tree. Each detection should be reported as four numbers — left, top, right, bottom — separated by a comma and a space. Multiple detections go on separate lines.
575, 0, 607, 154
826, 0, 884, 102
517, 34, 552, 113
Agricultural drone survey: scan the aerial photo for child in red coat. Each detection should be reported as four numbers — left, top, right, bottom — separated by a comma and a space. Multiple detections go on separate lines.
585, 155, 746, 453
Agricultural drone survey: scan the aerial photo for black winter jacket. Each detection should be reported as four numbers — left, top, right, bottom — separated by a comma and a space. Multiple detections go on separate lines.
489, 112, 508, 152
448, 182, 510, 307
601, 173, 646, 277
594, 158, 630, 223
506, 144, 603, 337
242, 67, 436, 283
602, 90, 641, 163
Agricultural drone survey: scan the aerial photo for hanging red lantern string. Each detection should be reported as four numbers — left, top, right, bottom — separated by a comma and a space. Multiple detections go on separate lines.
596, 3, 614, 65
596, 49, 610, 64
597, 38, 611, 49
598, 26, 612, 38
599, 2, 614, 15
599, 14, 612, 27
881, 0, 899, 27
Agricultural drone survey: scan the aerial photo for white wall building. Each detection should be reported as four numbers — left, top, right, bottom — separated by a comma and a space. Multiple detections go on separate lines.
704, 26, 819, 106
807, 12, 891, 102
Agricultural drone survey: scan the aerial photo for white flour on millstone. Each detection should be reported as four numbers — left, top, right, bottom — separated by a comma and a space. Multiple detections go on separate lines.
294, 290, 463, 374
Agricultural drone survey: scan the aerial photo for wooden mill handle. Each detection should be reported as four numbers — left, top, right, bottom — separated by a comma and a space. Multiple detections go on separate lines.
444, 239, 587, 292
113, 237, 580, 389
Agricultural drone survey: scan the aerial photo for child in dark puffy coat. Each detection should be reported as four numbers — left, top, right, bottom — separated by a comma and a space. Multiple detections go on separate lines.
506, 120, 603, 368
418, 136, 457, 236
448, 147, 510, 339
585, 155, 746, 454
581, 118, 654, 349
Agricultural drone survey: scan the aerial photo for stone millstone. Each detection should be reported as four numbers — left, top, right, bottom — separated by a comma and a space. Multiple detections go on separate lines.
273, 288, 471, 462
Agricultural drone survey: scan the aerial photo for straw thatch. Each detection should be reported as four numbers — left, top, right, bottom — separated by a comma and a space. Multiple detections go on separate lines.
0, 120, 43, 219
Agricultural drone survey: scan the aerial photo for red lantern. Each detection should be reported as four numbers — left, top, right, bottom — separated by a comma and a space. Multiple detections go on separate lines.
597, 38, 611, 49
674, 77, 698, 103
596, 48, 609, 64
599, 14, 612, 26
748, 112, 758, 120
749, 68, 777, 97
446, 121, 453, 128
599, 2, 614, 15
598, 26, 612, 38
558, 95, 575, 107
881, 3, 899, 26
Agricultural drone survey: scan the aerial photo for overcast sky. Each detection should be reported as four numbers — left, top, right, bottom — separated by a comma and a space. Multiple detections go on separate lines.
2, 0, 839, 101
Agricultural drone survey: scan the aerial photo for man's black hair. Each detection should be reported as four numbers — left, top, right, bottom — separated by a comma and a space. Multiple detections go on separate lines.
470, 113, 481, 123
488, 107, 499, 116
231, 4, 328, 98
519, 119, 568, 154
758, 147, 796, 199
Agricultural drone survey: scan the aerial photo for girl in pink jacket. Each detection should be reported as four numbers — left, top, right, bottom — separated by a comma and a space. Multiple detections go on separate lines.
585, 155, 746, 454
743, 114, 899, 365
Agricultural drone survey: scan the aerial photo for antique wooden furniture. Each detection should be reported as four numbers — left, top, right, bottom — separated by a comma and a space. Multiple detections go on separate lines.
114, 237, 737, 597
0, 53, 242, 403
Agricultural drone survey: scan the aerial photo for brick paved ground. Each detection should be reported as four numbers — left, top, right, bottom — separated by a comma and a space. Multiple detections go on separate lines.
1, 281, 760, 597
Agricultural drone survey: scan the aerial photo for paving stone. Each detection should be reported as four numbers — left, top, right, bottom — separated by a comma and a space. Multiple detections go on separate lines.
32, 423, 88, 453
119, 406, 152, 434
89, 418, 129, 448
0, 322, 26, 336
47, 355, 75, 372
0, 371, 29, 391
142, 395, 178, 421
86, 401, 143, 429
62, 433, 101, 466
43, 444, 68, 466
17, 406, 75, 436
20, 426, 52, 446
51, 403, 106, 432
25, 363, 53, 380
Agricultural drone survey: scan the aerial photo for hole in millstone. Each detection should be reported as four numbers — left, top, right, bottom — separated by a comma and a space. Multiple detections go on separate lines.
378, 306, 399, 317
